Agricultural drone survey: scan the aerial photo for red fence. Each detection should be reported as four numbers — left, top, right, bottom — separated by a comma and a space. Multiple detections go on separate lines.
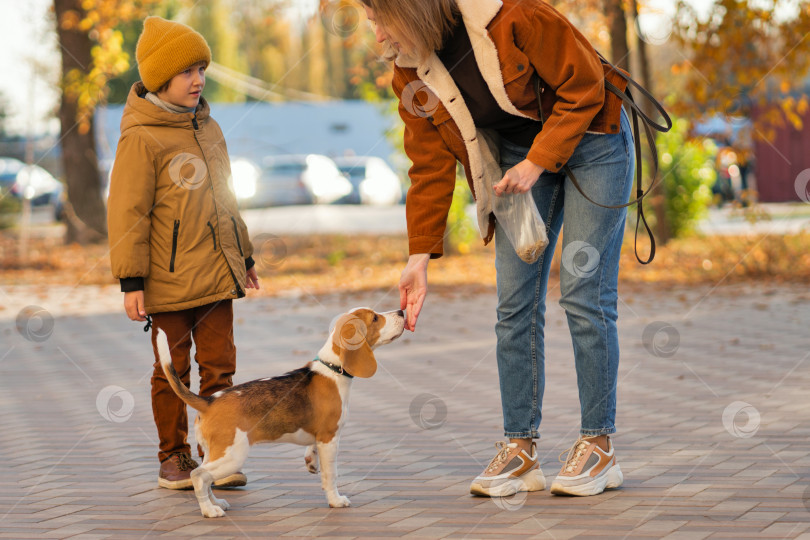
754, 108, 810, 202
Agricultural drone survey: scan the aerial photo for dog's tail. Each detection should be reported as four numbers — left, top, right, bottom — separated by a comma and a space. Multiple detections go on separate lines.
156, 328, 210, 413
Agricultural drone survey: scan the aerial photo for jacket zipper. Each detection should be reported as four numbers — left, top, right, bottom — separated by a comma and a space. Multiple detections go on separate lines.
231, 217, 244, 257
191, 113, 243, 297
537, 83, 546, 125
207, 221, 217, 250
169, 219, 180, 272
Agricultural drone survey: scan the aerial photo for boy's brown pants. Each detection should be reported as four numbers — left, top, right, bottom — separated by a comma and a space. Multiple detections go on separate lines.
149, 300, 235, 463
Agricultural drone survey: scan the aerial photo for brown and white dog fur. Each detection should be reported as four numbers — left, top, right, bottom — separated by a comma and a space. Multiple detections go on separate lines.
157, 307, 405, 518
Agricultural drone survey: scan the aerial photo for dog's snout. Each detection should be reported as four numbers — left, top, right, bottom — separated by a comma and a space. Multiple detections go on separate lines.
396, 309, 404, 318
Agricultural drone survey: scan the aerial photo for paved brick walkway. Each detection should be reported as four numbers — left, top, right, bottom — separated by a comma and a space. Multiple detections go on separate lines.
1, 281, 809, 539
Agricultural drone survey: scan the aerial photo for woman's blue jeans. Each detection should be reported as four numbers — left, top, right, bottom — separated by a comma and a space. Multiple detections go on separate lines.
494, 109, 634, 439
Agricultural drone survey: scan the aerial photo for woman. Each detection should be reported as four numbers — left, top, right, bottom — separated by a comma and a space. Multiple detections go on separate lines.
362, 0, 633, 498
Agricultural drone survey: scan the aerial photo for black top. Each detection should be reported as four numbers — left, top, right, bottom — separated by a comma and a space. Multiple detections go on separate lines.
437, 19, 541, 148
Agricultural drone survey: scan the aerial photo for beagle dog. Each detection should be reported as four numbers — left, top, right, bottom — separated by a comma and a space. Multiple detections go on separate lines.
157, 307, 405, 518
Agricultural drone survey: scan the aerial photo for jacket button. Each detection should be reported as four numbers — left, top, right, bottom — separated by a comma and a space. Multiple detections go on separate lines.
517, 64, 525, 71
428, 116, 434, 122
230, 289, 236, 295
611, 124, 618, 131
556, 162, 562, 168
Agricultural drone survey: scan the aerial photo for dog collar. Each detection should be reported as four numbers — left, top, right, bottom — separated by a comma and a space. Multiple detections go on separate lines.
315, 356, 354, 378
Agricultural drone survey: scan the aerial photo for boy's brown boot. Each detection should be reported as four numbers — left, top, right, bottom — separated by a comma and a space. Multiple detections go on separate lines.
158, 452, 199, 490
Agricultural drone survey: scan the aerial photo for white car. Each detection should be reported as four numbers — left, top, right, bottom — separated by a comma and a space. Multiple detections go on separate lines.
332, 156, 403, 206
0, 157, 63, 206
231, 154, 353, 208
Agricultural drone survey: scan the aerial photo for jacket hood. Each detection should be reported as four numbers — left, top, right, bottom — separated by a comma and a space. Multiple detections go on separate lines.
120, 82, 210, 134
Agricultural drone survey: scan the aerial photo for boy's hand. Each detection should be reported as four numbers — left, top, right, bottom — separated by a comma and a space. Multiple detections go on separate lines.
124, 291, 147, 321
245, 267, 260, 290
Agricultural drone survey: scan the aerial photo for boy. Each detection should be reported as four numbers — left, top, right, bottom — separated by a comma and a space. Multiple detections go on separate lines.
107, 16, 260, 490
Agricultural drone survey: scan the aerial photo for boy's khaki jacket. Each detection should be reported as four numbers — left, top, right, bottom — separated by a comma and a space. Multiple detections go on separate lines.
392, 0, 628, 256
108, 82, 254, 314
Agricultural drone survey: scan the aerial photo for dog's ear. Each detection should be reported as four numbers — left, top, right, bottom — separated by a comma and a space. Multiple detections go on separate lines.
331, 313, 377, 378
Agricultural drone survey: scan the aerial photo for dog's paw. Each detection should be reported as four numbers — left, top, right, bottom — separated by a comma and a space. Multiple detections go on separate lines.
304, 446, 319, 474
212, 497, 230, 510
305, 456, 319, 474
201, 504, 226, 518
328, 495, 351, 508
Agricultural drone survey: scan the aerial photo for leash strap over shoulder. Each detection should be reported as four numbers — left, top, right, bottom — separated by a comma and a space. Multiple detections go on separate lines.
534, 56, 672, 264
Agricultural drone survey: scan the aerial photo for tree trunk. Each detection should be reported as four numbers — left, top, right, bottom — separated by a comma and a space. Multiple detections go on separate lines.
604, 0, 630, 71
53, 0, 107, 244
630, 0, 671, 244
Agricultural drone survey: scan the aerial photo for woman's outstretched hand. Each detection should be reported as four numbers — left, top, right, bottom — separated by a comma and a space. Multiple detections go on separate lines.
493, 159, 544, 196
399, 253, 430, 331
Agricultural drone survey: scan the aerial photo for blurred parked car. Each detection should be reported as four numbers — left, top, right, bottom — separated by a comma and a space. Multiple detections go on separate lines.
0, 157, 63, 206
332, 156, 403, 206
231, 154, 352, 208
0, 158, 21, 194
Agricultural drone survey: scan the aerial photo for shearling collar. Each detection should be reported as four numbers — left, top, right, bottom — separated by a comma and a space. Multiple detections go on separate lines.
393, 0, 532, 239
394, 0, 503, 69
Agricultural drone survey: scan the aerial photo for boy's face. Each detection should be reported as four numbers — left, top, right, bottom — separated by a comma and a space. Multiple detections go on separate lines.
157, 61, 206, 108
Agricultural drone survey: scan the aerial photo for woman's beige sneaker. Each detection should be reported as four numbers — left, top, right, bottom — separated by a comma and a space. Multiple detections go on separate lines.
470, 441, 546, 497
550, 437, 623, 496
213, 471, 247, 488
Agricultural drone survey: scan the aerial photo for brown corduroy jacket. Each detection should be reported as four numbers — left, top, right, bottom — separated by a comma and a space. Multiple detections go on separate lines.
107, 82, 254, 314
392, 0, 628, 257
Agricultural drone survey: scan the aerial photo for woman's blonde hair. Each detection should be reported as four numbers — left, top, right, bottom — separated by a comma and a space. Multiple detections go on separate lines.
361, 0, 459, 62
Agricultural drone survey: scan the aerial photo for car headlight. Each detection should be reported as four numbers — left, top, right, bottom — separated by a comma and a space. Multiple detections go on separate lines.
230, 159, 259, 200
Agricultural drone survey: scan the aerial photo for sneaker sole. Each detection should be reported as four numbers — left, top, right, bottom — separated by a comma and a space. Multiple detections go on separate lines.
157, 477, 194, 490
213, 473, 247, 489
470, 468, 546, 497
550, 463, 623, 496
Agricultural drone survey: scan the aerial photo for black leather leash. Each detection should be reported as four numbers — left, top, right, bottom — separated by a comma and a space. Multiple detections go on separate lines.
534, 54, 673, 264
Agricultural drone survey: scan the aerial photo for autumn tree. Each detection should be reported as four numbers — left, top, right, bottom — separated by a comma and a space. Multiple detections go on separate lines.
53, 0, 158, 244
672, 0, 810, 140
186, 0, 250, 102
229, 1, 289, 90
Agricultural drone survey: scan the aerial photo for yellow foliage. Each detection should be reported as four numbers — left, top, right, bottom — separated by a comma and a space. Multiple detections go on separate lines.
59, 0, 161, 129
672, 0, 810, 143
797, 95, 810, 115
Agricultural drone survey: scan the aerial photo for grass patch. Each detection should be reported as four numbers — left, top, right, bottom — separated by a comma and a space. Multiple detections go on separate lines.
2, 230, 810, 296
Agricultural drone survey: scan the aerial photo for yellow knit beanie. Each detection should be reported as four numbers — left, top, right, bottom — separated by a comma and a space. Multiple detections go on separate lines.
136, 16, 212, 92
